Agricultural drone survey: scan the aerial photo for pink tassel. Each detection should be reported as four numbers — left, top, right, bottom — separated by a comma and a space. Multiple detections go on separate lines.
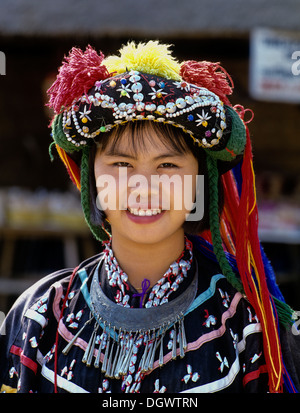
180, 60, 234, 105
47, 45, 111, 114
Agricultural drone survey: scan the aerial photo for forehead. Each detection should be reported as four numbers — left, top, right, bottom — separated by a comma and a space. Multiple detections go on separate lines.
98, 121, 193, 157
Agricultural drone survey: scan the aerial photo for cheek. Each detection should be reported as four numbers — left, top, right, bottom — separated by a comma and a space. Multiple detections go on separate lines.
178, 176, 198, 213
94, 150, 103, 178
94, 160, 118, 212
180, 165, 199, 213
95, 170, 133, 213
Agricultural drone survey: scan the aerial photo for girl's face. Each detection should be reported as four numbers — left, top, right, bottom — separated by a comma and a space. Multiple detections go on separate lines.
94, 124, 199, 246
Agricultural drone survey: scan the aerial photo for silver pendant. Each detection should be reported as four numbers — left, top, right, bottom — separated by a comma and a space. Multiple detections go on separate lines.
61, 258, 197, 384
62, 315, 93, 355
82, 322, 99, 366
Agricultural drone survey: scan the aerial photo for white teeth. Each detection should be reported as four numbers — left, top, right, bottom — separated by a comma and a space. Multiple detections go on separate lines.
128, 208, 162, 216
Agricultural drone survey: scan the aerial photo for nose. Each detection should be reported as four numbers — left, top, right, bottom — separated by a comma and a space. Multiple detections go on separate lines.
127, 167, 160, 209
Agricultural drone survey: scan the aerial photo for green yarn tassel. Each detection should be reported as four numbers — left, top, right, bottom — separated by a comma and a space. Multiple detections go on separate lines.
80, 147, 110, 242
273, 297, 294, 328
48, 142, 56, 162
206, 155, 244, 292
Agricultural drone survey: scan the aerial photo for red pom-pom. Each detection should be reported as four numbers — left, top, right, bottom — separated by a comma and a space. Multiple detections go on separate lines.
180, 60, 234, 105
47, 45, 111, 114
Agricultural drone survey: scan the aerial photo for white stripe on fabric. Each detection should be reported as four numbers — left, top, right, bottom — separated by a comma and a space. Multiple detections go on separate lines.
180, 355, 241, 393
181, 322, 262, 393
36, 350, 89, 393
24, 309, 47, 328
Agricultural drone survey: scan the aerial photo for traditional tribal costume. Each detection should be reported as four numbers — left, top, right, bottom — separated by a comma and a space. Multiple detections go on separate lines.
0, 41, 299, 393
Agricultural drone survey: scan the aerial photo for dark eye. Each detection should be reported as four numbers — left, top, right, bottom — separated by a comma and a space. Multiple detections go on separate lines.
159, 163, 178, 168
114, 161, 132, 167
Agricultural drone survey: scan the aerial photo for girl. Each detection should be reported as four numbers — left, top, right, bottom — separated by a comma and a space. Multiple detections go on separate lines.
0, 41, 299, 393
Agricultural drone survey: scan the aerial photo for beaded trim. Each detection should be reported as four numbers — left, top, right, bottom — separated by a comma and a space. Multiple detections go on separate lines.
61, 70, 227, 150
103, 236, 193, 308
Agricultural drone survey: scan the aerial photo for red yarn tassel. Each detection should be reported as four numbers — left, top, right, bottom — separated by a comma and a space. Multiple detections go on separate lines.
56, 145, 81, 190
48, 45, 111, 114
235, 128, 283, 392
180, 60, 234, 105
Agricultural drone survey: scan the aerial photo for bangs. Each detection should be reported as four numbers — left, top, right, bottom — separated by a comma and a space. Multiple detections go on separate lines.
95, 121, 199, 157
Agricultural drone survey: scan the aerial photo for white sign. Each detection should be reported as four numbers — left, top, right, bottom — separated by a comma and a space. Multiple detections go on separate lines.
0, 51, 5, 75
250, 28, 300, 103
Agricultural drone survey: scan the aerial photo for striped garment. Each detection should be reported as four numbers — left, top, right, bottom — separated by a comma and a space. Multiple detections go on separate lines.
0, 246, 287, 393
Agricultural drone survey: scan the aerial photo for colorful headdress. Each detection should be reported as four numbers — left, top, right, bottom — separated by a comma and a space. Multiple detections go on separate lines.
47, 41, 295, 393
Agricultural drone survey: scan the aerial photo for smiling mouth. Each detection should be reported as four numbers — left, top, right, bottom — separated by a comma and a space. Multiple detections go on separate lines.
127, 207, 163, 216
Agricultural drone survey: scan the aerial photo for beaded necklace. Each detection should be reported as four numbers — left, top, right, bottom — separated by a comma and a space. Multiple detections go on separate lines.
103, 237, 193, 308
62, 238, 196, 393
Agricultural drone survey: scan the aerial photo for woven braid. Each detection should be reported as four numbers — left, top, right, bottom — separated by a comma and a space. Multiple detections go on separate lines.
80, 146, 110, 241
206, 155, 243, 292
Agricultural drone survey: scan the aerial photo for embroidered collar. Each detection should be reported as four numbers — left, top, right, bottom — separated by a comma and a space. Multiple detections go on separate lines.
102, 236, 193, 308
64, 258, 198, 384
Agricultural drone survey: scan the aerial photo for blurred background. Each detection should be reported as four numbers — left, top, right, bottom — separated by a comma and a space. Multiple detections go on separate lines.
0, 0, 299, 313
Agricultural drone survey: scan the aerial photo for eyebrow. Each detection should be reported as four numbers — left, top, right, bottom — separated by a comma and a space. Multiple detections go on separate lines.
104, 150, 137, 159
104, 149, 184, 160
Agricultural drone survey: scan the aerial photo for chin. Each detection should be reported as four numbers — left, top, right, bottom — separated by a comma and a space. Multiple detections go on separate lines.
126, 230, 164, 246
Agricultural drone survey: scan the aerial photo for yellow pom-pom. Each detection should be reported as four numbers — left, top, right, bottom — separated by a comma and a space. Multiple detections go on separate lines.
103, 41, 181, 81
